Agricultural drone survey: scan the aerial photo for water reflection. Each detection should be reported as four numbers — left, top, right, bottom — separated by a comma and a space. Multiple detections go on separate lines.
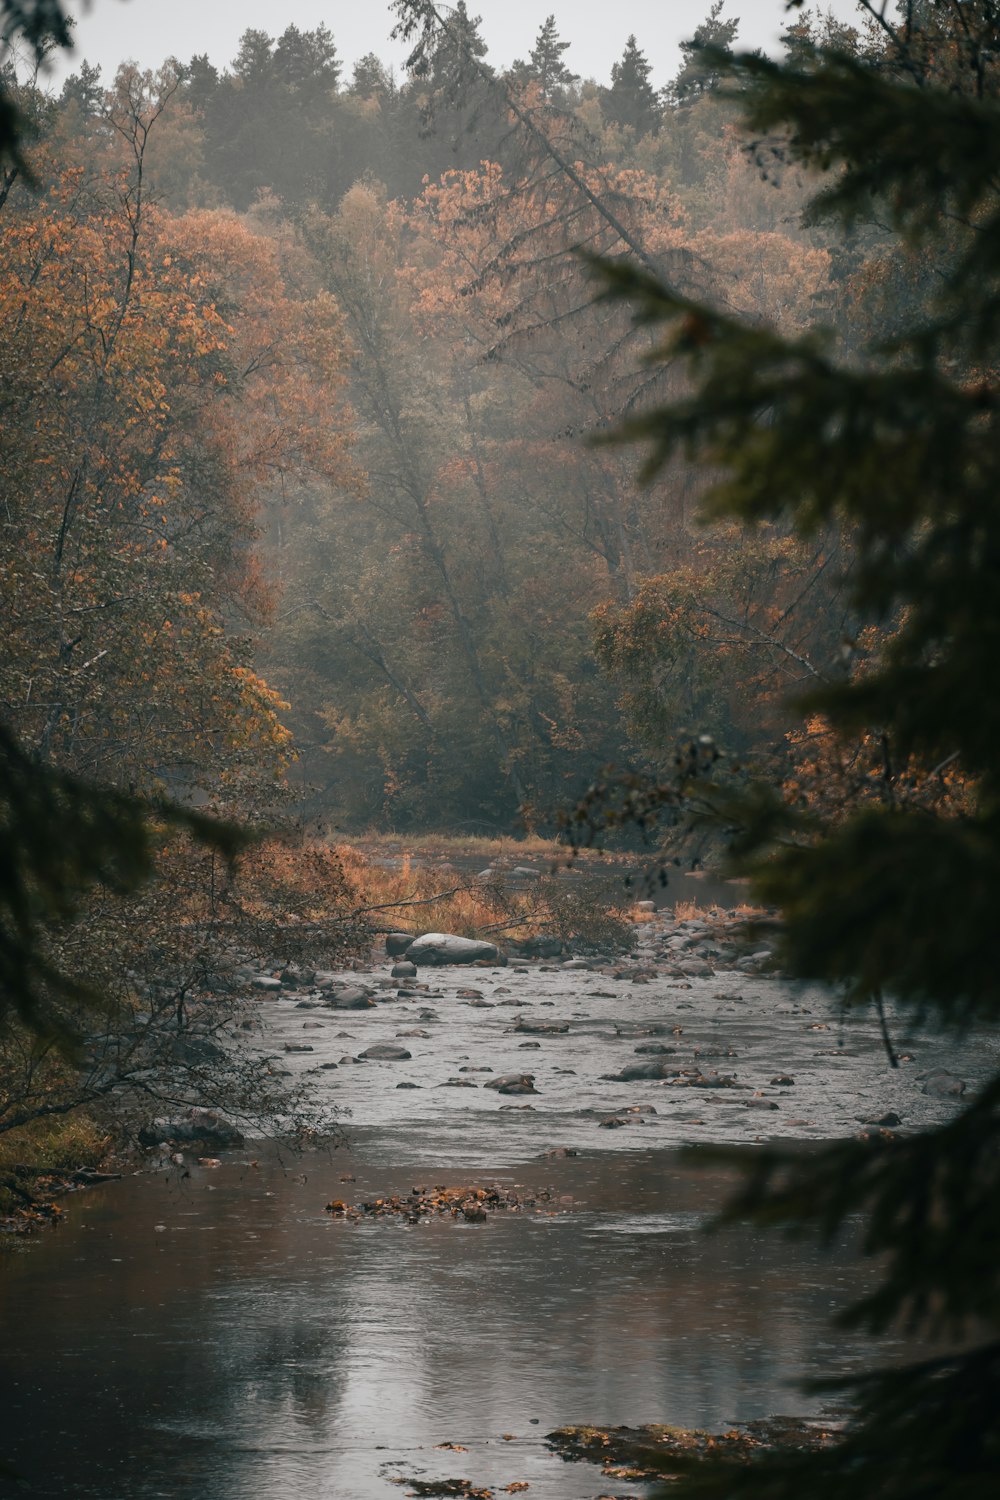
0, 1147, 900, 1499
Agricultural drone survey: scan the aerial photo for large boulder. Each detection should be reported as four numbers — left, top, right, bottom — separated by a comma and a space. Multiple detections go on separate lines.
385, 932, 415, 957
405, 933, 502, 966
138, 1108, 244, 1148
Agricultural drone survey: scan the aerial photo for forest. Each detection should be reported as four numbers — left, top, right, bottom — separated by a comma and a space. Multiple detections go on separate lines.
2, 1, 867, 834
1, 2, 998, 1498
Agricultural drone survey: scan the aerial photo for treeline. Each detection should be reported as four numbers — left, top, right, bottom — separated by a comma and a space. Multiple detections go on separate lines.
4, 3, 881, 834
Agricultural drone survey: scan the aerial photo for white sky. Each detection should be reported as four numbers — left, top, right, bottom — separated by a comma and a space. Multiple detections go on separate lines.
56, 1, 864, 89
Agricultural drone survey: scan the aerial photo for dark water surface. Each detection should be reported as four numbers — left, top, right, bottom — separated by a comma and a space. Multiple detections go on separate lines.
3, 1148, 892, 1500
1, 942, 989, 1500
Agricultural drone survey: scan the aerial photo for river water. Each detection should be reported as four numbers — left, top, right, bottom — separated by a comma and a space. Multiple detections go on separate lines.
0, 921, 990, 1499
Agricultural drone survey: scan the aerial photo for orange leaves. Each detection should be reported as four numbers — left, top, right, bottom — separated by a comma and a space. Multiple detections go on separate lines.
0, 151, 361, 803
782, 711, 974, 823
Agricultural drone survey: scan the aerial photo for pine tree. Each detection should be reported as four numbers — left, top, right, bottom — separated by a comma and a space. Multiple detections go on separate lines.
402, 0, 505, 170
667, 1, 740, 104
600, 33, 660, 136
591, 4, 1000, 1495
58, 58, 103, 116
525, 13, 578, 102
272, 22, 340, 97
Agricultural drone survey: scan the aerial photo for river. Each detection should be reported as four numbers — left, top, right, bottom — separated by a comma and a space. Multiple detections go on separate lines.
0, 913, 990, 1499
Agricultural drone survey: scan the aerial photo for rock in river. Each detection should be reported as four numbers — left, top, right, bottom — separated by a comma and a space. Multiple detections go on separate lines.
405, 933, 503, 966
358, 1043, 412, 1061
485, 1073, 539, 1095
602, 1060, 679, 1082
324, 985, 377, 1011
138, 1108, 244, 1148
921, 1069, 966, 1096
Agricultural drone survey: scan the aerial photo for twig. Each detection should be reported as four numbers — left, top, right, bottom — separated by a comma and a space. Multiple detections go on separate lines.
348, 883, 480, 920
872, 988, 899, 1069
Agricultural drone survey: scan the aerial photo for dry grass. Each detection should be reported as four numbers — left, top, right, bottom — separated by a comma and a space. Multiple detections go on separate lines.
671, 899, 704, 921
332, 842, 635, 951
344, 830, 634, 869
352, 829, 564, 857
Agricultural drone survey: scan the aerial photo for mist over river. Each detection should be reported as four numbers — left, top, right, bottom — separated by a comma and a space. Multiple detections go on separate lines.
1, 914, 991, 1499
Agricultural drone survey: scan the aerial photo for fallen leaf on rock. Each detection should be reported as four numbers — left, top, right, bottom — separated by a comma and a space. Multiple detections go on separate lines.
435, 1443, 468, 1452
324, 1183, 557, 1223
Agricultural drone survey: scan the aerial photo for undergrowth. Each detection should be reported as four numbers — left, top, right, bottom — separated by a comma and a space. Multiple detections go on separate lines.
333, 844, 635, 952
0, 1115, 110, 1214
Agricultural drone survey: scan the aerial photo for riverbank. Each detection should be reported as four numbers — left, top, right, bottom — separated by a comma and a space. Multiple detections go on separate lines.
0, 899, 991, 1497
0, 836, 746, 1230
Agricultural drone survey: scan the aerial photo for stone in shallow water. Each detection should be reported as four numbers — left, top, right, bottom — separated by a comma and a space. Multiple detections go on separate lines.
603, 1060, 678, 1082
358, 1043, 412, 1061
921, 1069, 966, 1096
137, 1108, 244, 1148
406, 933, 502, 966
324, 985, 376, 1011
485, 1074, 539, 1096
